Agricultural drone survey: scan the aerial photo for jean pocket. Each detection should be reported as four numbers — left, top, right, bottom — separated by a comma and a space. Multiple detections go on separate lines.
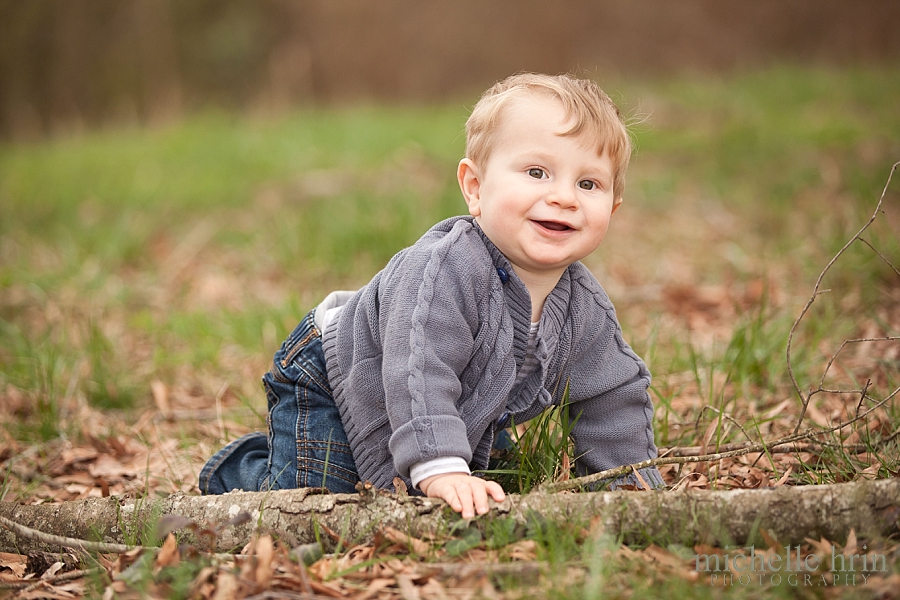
280, 329, 318, 370
271, 320, 329, 389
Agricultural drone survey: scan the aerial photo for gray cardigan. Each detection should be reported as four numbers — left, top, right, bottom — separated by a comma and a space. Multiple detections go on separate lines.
322, 216, 662, 491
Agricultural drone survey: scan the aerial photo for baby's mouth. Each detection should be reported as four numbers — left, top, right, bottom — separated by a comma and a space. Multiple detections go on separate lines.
534, 220, 572, 232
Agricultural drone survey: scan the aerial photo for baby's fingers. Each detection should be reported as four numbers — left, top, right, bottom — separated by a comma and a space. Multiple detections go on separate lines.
455, 481, 476, 519
473, 481, 506, 515
485, 480, 506, 504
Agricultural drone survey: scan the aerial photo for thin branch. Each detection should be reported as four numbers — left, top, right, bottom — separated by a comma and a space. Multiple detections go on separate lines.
695, 406, 754, 446
659, 441, 866, 457
543, 389, 896, 493
0, 514, 142, 554
858, 236, 900, 278
661, 422, 900, 457
0, 567, 105, 593
818, 337, 900, 391
786, 160, 899, 434
855, 380, 872, 419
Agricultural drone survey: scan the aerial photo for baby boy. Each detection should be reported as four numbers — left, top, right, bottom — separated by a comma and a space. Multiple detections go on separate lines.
200, 72, 663, 518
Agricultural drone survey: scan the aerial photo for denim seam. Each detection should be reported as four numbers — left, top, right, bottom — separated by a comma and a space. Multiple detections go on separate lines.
297, 379, 309, 489
281, 330, 317, 368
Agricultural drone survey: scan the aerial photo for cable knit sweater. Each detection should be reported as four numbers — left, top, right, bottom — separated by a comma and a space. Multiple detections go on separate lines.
321, 215, 662, 491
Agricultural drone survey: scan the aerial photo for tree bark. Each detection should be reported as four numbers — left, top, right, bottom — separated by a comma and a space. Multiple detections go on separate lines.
1, 479, 898, 555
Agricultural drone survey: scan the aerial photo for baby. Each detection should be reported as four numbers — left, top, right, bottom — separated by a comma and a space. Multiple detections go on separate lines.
200, 72, 662, 518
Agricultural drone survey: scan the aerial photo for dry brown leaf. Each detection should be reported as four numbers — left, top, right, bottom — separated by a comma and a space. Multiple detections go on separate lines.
804, 400, 832, 428
151, 380, 173, 421
632, 466, 651, 491
307, 556, 335, 581
506, 540, 539, 562
212, 571, 241, 600
760, 528, 780, 550
381, 527, 431, 555
86, 454, 134, 480
384, 558, 407, 575
335, 544, 375, 575
843, 528, 858, 557
52, 473, 96, 487
319, 523, 352, 548
418, 578, 451, 600
396, 574, 421, 600
308, 579, 348, 598
805, 537, 833, 557
351, 577, 394, 600
478, 577, 502, 600
674, 472, 709, 491
187, 565, 218, 600
20, 581, 85, 600
254, 534, 275, 588
557, 451, 570, 482
692, 544, 723, 560
860, 463, 882, 479
773, 465, 793, 486
696, 419, 721, 474
238, 553, 256, 584
460, 548, 488, 564
641, 545, 684, 571
669, 475, 693, 492
155, 533, 180, 571
41, 561, 65, 581
0, 551, 27, 578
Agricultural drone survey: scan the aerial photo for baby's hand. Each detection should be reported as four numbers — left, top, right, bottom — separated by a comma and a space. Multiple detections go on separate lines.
419, 473, 506, 519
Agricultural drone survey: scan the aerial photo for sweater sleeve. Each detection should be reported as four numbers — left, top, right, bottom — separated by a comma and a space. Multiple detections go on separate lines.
378, 229, 488, 478
562, 277, 664, 490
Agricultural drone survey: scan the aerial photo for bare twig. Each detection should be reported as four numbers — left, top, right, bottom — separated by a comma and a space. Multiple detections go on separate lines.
542, 434, 809, 493
0, 514, 142, 554
0, 567, 105, 593
858, 237, 900, 278
543, 390, 896, 493
660, 441, 865, 457
216, 380, 229, 442
786, 161, 900, 434
695, 406, 755, 447
660, 422, 900, 457
818, 337, 900, 391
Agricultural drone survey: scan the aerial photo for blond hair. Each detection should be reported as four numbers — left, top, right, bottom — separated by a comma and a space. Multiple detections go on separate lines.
465, 72, 632, 200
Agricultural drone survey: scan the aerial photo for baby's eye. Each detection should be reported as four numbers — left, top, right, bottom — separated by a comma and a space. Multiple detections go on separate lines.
578, 180, 596, 190
527, 168, 546, 179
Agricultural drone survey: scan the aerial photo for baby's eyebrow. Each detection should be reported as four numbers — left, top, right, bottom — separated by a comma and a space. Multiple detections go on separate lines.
588, 169, 612, 180
512, 149, 553, 162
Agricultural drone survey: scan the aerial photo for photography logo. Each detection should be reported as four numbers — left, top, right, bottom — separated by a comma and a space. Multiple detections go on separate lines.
694, 545, 888, 587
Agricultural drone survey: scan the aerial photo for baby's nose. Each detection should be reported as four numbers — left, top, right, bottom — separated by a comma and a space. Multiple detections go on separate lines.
547, 184, 577, 207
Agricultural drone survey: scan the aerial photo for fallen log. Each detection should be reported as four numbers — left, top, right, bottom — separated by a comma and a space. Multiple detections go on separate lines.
1, 479, 898, 555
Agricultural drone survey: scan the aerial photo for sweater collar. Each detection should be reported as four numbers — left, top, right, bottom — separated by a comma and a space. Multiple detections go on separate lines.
468, 217, 570, 366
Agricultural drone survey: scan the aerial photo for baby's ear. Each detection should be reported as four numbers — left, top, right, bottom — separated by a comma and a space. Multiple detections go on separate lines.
457, 158, 483, 217
611, 197, 624, 215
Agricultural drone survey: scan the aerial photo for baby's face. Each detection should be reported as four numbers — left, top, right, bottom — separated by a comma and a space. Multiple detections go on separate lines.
458, 95, 622, 285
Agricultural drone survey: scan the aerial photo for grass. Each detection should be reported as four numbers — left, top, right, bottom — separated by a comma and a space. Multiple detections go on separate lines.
482, 392, 580, 494
1, 64, 899, 598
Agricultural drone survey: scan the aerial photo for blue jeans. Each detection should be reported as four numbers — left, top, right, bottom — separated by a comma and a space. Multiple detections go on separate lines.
199, 310, 360, 495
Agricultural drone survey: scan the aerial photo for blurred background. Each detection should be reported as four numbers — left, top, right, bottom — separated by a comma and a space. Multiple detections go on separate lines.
2, 0, 899, 140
